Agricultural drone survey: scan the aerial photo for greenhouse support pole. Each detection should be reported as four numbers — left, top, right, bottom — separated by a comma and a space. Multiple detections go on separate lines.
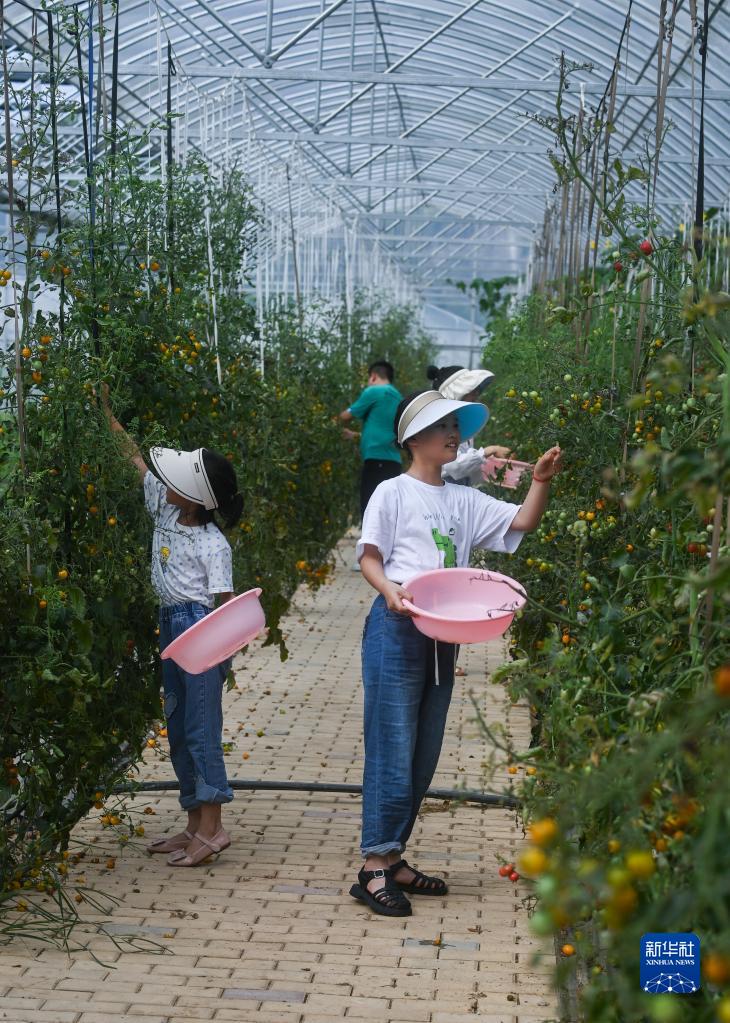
110, 2, 119, 166
166, 43, 176, 294
96, 0, 107, 139
693, 0, 709, 262
689, 0, 697, 213
47, 12, 66, 345
74, 10, 100, 361
108, 0, 120, 241
285, 163, 303, 327
1, 0, 27, 476
20, 13, 38, 400
256, 257, 265, 377
85, 0, 101, 365
204, 199, 223, 387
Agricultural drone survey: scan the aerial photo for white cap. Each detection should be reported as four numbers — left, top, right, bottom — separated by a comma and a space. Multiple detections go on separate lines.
438, 368, 495, 401
149, 447, 218, 510
397, 391, 488, 446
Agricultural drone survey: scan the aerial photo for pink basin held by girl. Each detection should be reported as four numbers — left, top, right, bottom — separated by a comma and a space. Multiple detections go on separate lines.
161, 588, 266, 674
481, 456, 533, 489
401, 569, 526, 644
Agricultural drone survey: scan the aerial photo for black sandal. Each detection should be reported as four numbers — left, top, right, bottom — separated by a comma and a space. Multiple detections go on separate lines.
389, 858, 448, 896
349, 867, 412, 917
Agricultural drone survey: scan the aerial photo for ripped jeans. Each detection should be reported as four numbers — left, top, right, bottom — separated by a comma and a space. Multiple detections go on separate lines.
159, 602, 234, 811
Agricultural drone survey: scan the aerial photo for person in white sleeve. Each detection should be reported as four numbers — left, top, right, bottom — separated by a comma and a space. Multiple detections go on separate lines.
426, 364, 514, 486
427, 364, 520, 675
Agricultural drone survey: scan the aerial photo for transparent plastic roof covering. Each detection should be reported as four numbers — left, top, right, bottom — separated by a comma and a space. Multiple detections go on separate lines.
5, 0, 730, 321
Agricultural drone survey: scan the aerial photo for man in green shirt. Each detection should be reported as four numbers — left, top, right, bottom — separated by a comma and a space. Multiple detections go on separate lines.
339, 360, 402, 519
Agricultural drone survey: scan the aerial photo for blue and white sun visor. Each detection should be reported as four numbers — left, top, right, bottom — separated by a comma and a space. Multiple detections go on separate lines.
398, 391, 489, 445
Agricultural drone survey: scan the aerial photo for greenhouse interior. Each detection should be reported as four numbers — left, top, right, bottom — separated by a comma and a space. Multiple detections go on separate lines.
1, 1, 729, 1020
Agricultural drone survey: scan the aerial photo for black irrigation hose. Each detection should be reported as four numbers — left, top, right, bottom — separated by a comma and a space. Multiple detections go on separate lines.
112, 779, 522, 810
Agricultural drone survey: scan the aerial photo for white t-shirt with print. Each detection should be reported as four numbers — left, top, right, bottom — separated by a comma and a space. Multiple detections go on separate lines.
356, 473, 524, 583
144, 472, 233, 608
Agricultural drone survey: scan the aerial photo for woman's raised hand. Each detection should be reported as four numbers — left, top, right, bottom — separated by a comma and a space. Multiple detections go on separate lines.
534, 445, 563, 481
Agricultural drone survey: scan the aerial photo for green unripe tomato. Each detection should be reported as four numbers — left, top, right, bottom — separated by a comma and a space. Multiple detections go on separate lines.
529, 911, 554, 936
535, 875, 558, 898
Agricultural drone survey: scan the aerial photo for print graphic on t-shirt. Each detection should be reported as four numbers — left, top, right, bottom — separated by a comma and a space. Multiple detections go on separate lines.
431, 527, 457, 568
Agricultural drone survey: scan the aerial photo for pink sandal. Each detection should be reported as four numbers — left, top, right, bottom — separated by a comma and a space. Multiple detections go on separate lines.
167, 829, 231, 867
147, 830, 194, 854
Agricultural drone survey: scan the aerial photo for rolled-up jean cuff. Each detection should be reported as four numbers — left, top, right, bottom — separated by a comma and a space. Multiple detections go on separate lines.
192, 779, 234, 808
361, 841, 404, 858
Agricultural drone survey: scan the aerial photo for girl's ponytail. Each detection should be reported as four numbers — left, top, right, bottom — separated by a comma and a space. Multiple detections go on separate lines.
218, 491, 244, 530
201, 449, 244, 530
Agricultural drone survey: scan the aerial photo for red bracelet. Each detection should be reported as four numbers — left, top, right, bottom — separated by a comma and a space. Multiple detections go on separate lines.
533, 472, 551, 483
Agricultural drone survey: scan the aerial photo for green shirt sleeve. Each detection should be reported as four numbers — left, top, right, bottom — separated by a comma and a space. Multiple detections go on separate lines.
348, 387, 378, 420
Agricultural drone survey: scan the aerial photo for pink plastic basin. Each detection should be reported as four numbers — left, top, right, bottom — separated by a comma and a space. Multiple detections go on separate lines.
161, 588, 265, 673
402, 568, 526, 644
481, 456, 533, 489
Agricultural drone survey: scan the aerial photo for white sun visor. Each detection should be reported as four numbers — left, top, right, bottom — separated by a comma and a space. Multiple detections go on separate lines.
149, 447, 218, 510
398, 391, 488, 445
438, 368, 495, 401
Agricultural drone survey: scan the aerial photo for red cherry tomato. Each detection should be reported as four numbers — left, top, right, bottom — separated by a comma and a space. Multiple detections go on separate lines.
639, 239, 653, 256
509, 871, 520, 882
499, 865, 512, 877
613, 261, 623, 272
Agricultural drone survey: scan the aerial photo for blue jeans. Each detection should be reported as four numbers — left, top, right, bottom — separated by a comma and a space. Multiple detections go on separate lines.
159, 602, 234, 811
360, 594, 456, 857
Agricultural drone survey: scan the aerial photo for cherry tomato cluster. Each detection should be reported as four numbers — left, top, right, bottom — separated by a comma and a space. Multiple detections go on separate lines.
498, 863, 520, 883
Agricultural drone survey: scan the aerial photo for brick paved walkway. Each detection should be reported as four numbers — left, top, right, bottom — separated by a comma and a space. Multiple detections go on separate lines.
0, 534, 558, 1023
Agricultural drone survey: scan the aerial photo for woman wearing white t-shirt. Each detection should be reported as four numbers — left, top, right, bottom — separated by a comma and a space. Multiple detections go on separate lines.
350, 391, 562, 916
427, 364, 513, 486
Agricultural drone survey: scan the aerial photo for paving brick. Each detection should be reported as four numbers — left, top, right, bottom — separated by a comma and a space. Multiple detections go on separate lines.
222, 988, 306, 1003
3, 1013, 81, 1023
386, 1000, 434, 1021
78, 1017, 167, 1023
0, 997, 44, 1010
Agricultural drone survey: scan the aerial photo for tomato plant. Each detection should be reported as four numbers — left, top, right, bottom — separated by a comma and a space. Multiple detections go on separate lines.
469, 177, 730, 1023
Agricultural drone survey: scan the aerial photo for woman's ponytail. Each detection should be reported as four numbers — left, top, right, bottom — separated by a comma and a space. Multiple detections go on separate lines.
426, 364, 464, 391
